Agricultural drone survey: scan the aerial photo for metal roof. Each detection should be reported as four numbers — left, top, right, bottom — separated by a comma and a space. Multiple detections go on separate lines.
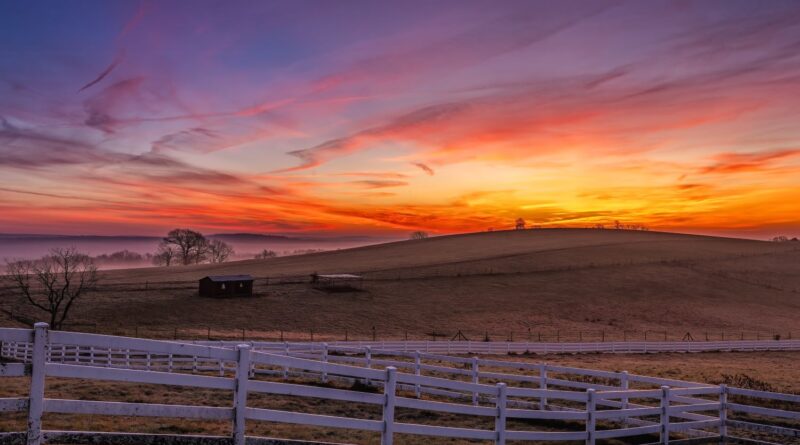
202, 275, 254, 282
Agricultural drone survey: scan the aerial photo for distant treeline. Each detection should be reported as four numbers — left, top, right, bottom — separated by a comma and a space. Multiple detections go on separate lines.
89, 247, 328, 268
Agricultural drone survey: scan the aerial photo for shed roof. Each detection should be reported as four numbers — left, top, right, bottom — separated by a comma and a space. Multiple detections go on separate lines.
317, 274, 362, 279
202, 275, 254, 282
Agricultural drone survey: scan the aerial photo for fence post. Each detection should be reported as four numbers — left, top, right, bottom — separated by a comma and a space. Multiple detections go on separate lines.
620, 370, 629, 427
495, 382, 507, 445
586, 388, 596, 445
283, 341, 289, 379
660, 385, 670, 444
321, 342, 328, 383
233, 344, 251, 445
27, 322, 49, 445
365, 346, 372, 385
719, 384, 727, 439
414, 350, 421, 398
539, 363, 548, 410
471, 356, 480, 405
381, 366, 397, 445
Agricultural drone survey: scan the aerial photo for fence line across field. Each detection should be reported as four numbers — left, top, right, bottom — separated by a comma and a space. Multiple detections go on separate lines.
197, 338, 800, 355
45, 322, 800, 344
2, 325, 799, 445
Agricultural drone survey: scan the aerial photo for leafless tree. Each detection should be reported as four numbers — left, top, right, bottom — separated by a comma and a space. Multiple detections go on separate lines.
772, 236, 790, 242
207, 239, 234, 263
153, 242, 177, 266
4, 248, 99, 330
254, 249, 277, 259
515, 218, 526, 230
163, 229, 207, 265
409, 231, 429, 240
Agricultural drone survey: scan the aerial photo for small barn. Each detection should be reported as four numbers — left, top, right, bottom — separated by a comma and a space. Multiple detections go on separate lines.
199, 275, 254, 298
311, 273, 364, 292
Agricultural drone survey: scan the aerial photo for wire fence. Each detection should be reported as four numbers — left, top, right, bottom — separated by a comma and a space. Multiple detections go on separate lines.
47, 323, 798, 344
2, 306, 796, 343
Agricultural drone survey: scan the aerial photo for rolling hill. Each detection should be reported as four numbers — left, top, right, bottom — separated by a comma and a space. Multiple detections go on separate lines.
3, 229, 800, 340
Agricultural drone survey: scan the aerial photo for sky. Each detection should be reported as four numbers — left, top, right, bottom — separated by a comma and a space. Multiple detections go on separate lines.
1, 0, 800, 239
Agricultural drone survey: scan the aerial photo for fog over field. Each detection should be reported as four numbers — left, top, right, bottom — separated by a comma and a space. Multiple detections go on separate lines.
0, 233, 396, 268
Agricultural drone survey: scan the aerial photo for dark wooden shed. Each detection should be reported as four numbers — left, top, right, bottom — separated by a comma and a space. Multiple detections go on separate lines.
199, 275, 254, 298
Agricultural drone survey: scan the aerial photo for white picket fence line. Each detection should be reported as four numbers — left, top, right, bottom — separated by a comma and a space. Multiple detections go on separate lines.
2, 325, 799, 445
201, 338, 800, 355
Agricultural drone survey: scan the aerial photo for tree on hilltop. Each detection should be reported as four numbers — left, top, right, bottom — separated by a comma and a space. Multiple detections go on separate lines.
207, 239, 234, 263
255, 249, 277, 259
153, 243, 177, 266
163, 229, 208, 265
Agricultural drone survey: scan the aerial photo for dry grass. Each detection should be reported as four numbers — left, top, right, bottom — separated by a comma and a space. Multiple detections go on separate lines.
2, 351, 798, 444
2, 229, 798, 340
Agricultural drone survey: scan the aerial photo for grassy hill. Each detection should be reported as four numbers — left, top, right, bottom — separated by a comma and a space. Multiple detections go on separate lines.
3, 229, 800, 340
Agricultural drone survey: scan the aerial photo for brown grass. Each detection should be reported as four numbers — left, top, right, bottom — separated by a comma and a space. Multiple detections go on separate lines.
2, 229, 799, 341
2, 351, 798, 444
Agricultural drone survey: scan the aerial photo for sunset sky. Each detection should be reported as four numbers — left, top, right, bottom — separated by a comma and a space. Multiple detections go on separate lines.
1, 0, 800, 238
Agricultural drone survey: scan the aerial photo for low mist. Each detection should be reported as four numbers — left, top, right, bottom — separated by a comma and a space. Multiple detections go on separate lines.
0, 234, 395, 270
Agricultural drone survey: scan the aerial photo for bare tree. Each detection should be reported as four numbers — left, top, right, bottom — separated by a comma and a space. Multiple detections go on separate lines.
515, 218, 526, 230
772, 236, 790, 242
4, 248, 99, 330
409, 231, 429, 240
207, 239, 234, 263
254, 249, 277, 259
163, 229, 207, 265
153, 242, 177, 266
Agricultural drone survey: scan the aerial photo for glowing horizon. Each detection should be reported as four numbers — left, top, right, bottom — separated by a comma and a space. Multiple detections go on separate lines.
2, 1, 800, 239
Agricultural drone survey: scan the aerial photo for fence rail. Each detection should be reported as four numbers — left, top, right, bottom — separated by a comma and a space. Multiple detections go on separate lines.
198, 338, 800, 355
2, 324, 800, 445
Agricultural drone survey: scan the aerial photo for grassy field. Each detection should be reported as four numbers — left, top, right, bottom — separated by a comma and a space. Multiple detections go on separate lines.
2, 351, 798, 444
2, 229, 799, 340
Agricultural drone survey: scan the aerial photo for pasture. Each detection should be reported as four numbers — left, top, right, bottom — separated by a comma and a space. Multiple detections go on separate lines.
3, 229, 799, 341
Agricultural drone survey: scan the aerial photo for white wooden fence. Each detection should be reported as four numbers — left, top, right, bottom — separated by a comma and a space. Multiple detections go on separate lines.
205, 338, 800, 355
2, 324, 799, 445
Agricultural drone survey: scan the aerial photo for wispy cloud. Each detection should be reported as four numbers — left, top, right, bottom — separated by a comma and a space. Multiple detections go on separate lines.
701, 149, 800, 174
350, 180, 408, 189
412, 162, 434, 176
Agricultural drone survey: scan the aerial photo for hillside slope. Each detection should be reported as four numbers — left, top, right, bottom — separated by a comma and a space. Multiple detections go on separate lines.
4, 229, 800, 339
103, 229, 793, 282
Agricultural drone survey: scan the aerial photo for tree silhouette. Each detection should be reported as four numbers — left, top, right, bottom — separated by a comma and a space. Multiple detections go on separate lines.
5, 248, 99, 330
207, 239, 234, 263
255, 249, 278, 259
153, 242, 177, 266
163, 229, 207, 265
